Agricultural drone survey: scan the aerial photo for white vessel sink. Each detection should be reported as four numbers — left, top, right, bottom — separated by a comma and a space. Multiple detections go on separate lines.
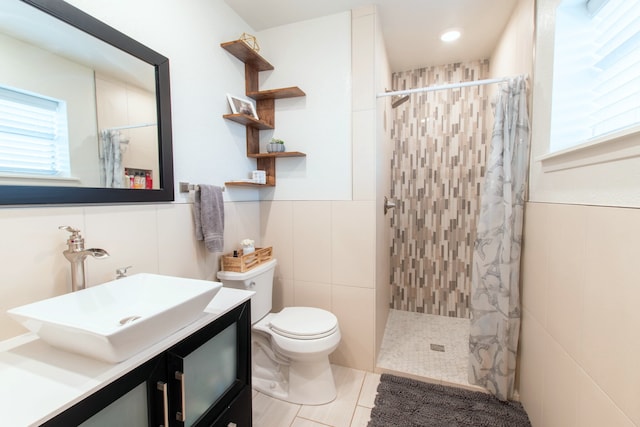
8, 273, 221, 363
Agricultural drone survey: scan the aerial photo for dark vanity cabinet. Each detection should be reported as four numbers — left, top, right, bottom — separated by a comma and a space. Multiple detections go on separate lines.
41, 302, 251, 427
167, 302, 251, 427
41, 354, 169, 426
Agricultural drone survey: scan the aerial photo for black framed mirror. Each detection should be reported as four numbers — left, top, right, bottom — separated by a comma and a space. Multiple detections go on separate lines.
0, 0, 174, 205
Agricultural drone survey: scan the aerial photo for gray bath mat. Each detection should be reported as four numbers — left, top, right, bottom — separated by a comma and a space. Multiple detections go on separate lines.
369, 374, 531, 427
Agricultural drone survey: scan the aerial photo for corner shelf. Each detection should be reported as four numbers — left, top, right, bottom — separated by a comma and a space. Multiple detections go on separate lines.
220, 40, 273, 71
225, 181, 275, 188
248, 151, 306, 159
221, 40, 306, 187
248, 87, 305, 100
222, 113, 273, 130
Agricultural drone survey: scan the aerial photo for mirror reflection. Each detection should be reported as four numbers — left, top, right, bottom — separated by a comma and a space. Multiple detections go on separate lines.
0, 0, 159, 190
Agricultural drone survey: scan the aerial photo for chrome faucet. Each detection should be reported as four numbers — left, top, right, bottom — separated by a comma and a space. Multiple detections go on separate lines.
115, 265, 133, 279
59, 226, 109, 292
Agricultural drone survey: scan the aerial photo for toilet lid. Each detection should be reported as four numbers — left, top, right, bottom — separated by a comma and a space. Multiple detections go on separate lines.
270, 307, 338, 339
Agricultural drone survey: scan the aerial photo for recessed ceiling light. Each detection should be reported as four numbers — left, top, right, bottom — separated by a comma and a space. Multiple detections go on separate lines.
440, 30, 461, 42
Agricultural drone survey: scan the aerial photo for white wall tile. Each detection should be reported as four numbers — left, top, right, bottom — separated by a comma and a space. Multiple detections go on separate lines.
351, 13, 375, 112
582, 206, 640, 425
576, 369, 636, 427
83, 204, 159, 284
351, 5, 375, 18
518, 309, 545, 427
157, 203, 211, 279
352, 110, 376, 201
223, 201, 261, 256
541, 332, 578, 427
331, 285, 375, 371
293, 280, 332, 311
545, 203, 586, 360
273, 277, 294, 313
231, 201, 261, 248
293, 201, 332, 283
520, 202, 640, 426
521, 203, 549, 324
331, 201, 375, 288
260, 201, 294, 281
0, 207, 83, 339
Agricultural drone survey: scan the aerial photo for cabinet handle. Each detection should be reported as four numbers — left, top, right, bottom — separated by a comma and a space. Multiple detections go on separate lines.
157, 381, 169, 427
175, 371, 186, 422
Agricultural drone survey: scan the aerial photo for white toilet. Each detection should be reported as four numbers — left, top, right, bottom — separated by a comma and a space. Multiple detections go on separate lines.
217, 258, 341, 405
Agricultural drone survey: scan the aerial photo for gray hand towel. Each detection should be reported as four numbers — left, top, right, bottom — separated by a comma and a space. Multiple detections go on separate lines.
194, 184, 224, 252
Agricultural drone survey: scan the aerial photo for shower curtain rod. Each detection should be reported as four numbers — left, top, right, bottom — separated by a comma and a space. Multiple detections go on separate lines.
377, 75, 525, 98
104, 122, 157, 131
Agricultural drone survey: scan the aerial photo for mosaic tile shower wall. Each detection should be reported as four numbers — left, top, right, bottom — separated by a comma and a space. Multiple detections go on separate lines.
390, 61, 490, 318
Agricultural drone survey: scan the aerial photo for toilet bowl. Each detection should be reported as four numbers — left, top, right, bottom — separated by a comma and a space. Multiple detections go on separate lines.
217, 259, 341, 405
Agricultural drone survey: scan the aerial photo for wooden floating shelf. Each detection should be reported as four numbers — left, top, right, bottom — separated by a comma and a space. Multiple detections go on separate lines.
225, 181, 275, 188
220, 40, 273, 71
222, 114, 274, 130
248, 87, 306, 100
248, 151, 306, 159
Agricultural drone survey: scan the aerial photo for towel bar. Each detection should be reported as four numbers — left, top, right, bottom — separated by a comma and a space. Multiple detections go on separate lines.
179, 182, 225, 193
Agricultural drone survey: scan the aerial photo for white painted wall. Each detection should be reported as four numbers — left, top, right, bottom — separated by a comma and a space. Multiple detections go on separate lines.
255, 13, 352, 200
490, 0, 534, 80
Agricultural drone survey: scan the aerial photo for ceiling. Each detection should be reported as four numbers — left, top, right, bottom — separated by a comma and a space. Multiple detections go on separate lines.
223, 0, 521, 72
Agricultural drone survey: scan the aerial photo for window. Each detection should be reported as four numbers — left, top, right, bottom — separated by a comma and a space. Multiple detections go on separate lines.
549, 0, 640, 152
0, 85, 70, 177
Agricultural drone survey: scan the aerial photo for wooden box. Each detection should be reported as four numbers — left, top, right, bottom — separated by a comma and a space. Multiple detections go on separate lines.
221, 246, 273, 273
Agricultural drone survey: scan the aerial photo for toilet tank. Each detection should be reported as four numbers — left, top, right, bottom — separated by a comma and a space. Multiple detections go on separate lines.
216, 258, 276, 323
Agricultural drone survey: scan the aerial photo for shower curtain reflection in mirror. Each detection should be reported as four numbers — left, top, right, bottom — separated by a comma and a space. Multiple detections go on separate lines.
99, 129, 126, 188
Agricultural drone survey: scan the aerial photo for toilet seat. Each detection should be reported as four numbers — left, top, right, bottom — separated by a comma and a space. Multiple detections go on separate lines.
269, 307, 338, 340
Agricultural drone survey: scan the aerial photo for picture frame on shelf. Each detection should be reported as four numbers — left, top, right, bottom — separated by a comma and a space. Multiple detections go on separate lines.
226, 94, 258, 119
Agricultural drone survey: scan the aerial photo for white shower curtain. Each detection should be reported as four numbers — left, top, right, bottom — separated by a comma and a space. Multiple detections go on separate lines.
99, 130, 125, 188
468, 76, 529, 401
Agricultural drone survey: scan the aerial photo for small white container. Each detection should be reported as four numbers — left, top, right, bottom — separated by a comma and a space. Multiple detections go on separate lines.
241, 238, 255, 254
252, 170, 266, 184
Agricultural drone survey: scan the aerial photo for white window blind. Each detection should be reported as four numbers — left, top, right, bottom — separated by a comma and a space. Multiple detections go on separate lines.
0, 85, 70, 176
550, 0, 640, 152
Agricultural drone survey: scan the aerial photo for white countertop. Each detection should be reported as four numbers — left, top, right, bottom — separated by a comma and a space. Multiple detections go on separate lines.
0, 287, 253, 427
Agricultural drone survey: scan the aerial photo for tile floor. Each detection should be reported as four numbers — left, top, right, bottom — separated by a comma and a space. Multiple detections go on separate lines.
252, 364, 380, 427
252, 309, 482, 426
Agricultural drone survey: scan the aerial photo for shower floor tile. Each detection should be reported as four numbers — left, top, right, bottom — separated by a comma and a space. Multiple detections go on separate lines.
376, 309, 479, 389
